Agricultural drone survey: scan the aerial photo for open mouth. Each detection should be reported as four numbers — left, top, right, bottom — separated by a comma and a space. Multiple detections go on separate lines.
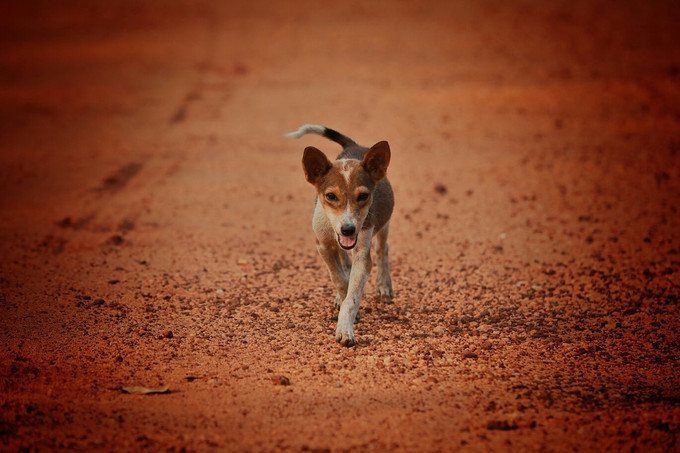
337, 234, 358, 250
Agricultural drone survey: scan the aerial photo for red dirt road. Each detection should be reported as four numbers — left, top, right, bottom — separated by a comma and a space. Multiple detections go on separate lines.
1, 1, 680, 451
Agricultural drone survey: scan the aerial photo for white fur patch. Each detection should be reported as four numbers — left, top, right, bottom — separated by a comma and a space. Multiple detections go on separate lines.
337, 203, 357, 232
283, 124, 325, 139
339, 159, 353, 184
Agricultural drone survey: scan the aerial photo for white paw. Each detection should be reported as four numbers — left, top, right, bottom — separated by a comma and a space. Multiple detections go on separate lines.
335, 323, 356, 347
377, 285, 393, 304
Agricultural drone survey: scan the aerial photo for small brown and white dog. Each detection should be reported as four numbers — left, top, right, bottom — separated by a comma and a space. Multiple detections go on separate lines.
285, 124, 394, 346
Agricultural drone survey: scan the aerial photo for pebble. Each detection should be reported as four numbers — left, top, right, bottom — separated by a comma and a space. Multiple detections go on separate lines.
486, 420, 518, 431
463, 350, 478, 359
433, 325, 446, 335
109, 235, 124, 245
270, 375, 290, 386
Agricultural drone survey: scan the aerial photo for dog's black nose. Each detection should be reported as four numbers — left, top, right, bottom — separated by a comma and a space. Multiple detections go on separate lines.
341, 224, 356, 237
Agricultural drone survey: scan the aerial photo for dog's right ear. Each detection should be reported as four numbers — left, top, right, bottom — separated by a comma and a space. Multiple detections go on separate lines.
302, 146, 332, 186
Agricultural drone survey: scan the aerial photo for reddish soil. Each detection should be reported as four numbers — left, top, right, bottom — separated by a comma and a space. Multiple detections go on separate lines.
1, 1, 680, 451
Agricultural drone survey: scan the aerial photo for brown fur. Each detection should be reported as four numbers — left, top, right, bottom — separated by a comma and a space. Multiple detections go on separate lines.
304, 143, 393, 234
297, 133, 394, 347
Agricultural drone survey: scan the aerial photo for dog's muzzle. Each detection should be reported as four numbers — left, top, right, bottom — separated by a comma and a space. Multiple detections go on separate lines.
338, 234, 358, 250
338, 224, 357, 250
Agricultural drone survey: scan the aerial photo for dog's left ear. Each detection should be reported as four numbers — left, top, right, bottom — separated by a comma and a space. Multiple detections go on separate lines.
362, 141, 391, 182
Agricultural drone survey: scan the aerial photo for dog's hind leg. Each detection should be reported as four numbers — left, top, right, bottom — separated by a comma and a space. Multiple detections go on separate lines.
374, 221, 393, 303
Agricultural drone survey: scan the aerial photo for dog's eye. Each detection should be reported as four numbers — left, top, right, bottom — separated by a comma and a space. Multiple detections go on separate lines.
357, 193, 369, 202
325, 192, 338, 202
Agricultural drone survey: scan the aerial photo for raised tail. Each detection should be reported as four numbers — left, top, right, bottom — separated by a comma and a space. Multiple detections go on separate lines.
284, 124, 357, 148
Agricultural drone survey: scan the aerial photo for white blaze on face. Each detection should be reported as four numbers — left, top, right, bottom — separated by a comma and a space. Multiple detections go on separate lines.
337, 203, 356, 230
328, 203, 355, 234
339, 159, 353, 184
322, 159, 364, 250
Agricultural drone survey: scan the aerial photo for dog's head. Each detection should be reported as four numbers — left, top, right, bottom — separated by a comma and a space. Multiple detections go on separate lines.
302, 141, 390, 250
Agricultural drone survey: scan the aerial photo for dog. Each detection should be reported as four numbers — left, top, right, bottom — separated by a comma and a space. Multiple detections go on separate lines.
285, 124, 394, 346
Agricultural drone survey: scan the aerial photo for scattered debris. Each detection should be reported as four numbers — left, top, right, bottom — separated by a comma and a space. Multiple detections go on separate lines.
270, 375, 290, 386
108, 235, 124, 246
120, 385, 170, 395
486, 420, 519, 431
463, 350, 479, 359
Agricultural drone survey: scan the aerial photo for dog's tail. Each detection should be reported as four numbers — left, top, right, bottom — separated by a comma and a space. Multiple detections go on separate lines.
284, 124, 357, 148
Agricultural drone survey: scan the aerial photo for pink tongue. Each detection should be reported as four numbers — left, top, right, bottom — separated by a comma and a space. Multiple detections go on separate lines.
339, 235, 357, 248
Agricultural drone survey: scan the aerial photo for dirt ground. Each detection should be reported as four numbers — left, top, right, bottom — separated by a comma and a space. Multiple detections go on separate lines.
1, 0, 679, 451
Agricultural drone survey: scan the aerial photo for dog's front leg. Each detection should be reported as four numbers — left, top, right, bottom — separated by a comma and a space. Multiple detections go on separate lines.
316, 240, 350, 307
335, 230, 373, 347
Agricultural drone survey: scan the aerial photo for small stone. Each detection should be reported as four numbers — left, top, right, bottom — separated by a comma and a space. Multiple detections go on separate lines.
462, 350, 478, 359
109, 235, 124, 245
162, 330, 174, 339
434, 183, 447, 195
431, 350, 444, 359
486, 420, 518, 431
270, 375, 290, 386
